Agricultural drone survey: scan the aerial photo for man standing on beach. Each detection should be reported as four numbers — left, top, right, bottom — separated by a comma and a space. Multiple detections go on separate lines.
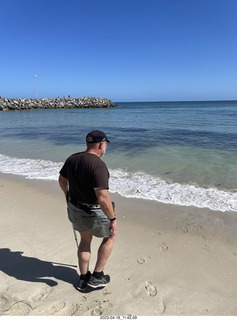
58, 130, 117, 291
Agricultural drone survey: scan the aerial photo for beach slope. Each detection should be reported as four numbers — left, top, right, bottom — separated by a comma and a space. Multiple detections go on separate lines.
0, 174, 237, 316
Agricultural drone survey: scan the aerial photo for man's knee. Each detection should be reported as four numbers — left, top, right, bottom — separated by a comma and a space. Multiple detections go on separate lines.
79, 232, 92, 250
102, 235, 116, 245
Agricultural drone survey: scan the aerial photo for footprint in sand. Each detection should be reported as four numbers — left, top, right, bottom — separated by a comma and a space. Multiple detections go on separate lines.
131, 282, 165, 314
160, 242, 168, 251
30, 286, 53, 302
136, 257, 146, 264
145, 281, 158, 297
43, 301, 80, 316
88, 300, 112, 316
180, 222, 203, 234
89, 305, 103, 316
153, 231, 162, 236
145, 282, 166, 314
43, 301, 65, 315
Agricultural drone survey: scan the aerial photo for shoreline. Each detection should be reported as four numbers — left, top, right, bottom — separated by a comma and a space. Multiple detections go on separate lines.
1, 154, 236, 213
0, 173, 237, 316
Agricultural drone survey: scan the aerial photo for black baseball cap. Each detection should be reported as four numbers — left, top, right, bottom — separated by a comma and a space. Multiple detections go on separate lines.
86, 130, 110, 143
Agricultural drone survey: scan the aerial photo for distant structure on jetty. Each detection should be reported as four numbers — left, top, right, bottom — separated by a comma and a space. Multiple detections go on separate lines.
0, 97, 117, 111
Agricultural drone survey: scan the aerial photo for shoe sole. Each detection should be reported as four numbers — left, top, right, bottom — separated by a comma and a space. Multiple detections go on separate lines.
75, 284, 87, 291
77, 286, 87, 291
87, 282, 109, 288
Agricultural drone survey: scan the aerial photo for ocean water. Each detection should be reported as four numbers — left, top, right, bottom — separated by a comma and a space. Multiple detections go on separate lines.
0, 100, 237, 212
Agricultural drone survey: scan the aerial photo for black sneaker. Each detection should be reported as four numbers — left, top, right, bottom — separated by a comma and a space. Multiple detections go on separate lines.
75, 271, 91, 291
87, 274, 110, 288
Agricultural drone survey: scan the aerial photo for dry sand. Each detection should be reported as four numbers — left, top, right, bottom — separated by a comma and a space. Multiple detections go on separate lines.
0, 173, 237, 316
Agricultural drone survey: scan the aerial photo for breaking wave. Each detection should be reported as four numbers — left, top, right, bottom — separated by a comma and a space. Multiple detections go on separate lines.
0, 154, 236, 212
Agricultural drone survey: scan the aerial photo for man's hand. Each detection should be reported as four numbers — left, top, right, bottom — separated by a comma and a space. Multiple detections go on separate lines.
109, 219, 118, 237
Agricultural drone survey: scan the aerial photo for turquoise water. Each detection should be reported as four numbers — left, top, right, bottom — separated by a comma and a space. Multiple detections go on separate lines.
0, 100, 237, 211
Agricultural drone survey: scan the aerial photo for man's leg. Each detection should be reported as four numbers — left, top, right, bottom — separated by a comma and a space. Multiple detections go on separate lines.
87, 234, 116, 288
78, 231, 93, 275
94, 235, 115, 273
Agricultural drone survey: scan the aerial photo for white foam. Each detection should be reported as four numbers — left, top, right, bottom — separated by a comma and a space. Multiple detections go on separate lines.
0, 154, 236, 212
0, 154, 62, 180
109, 169, 237, 212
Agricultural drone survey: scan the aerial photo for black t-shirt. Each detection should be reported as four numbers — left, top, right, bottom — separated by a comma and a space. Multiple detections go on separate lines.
59, 152, 109, 204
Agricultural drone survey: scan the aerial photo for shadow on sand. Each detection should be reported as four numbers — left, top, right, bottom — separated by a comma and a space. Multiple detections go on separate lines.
0, 248, 79, 287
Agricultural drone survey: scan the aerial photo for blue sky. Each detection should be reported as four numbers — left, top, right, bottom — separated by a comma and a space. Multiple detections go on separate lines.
0, 0, 236, 101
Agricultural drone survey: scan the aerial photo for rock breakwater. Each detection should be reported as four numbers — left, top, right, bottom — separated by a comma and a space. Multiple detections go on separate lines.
0, 97, 117, 111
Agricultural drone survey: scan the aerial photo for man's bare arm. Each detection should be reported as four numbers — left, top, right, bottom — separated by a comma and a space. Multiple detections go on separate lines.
95, 189, 115, 219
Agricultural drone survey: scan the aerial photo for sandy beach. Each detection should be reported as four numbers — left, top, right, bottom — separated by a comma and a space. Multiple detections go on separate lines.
0, 173, 237, 316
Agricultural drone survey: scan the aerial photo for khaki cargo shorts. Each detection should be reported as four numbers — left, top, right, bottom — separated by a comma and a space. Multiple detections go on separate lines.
67, 201, 111, 238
